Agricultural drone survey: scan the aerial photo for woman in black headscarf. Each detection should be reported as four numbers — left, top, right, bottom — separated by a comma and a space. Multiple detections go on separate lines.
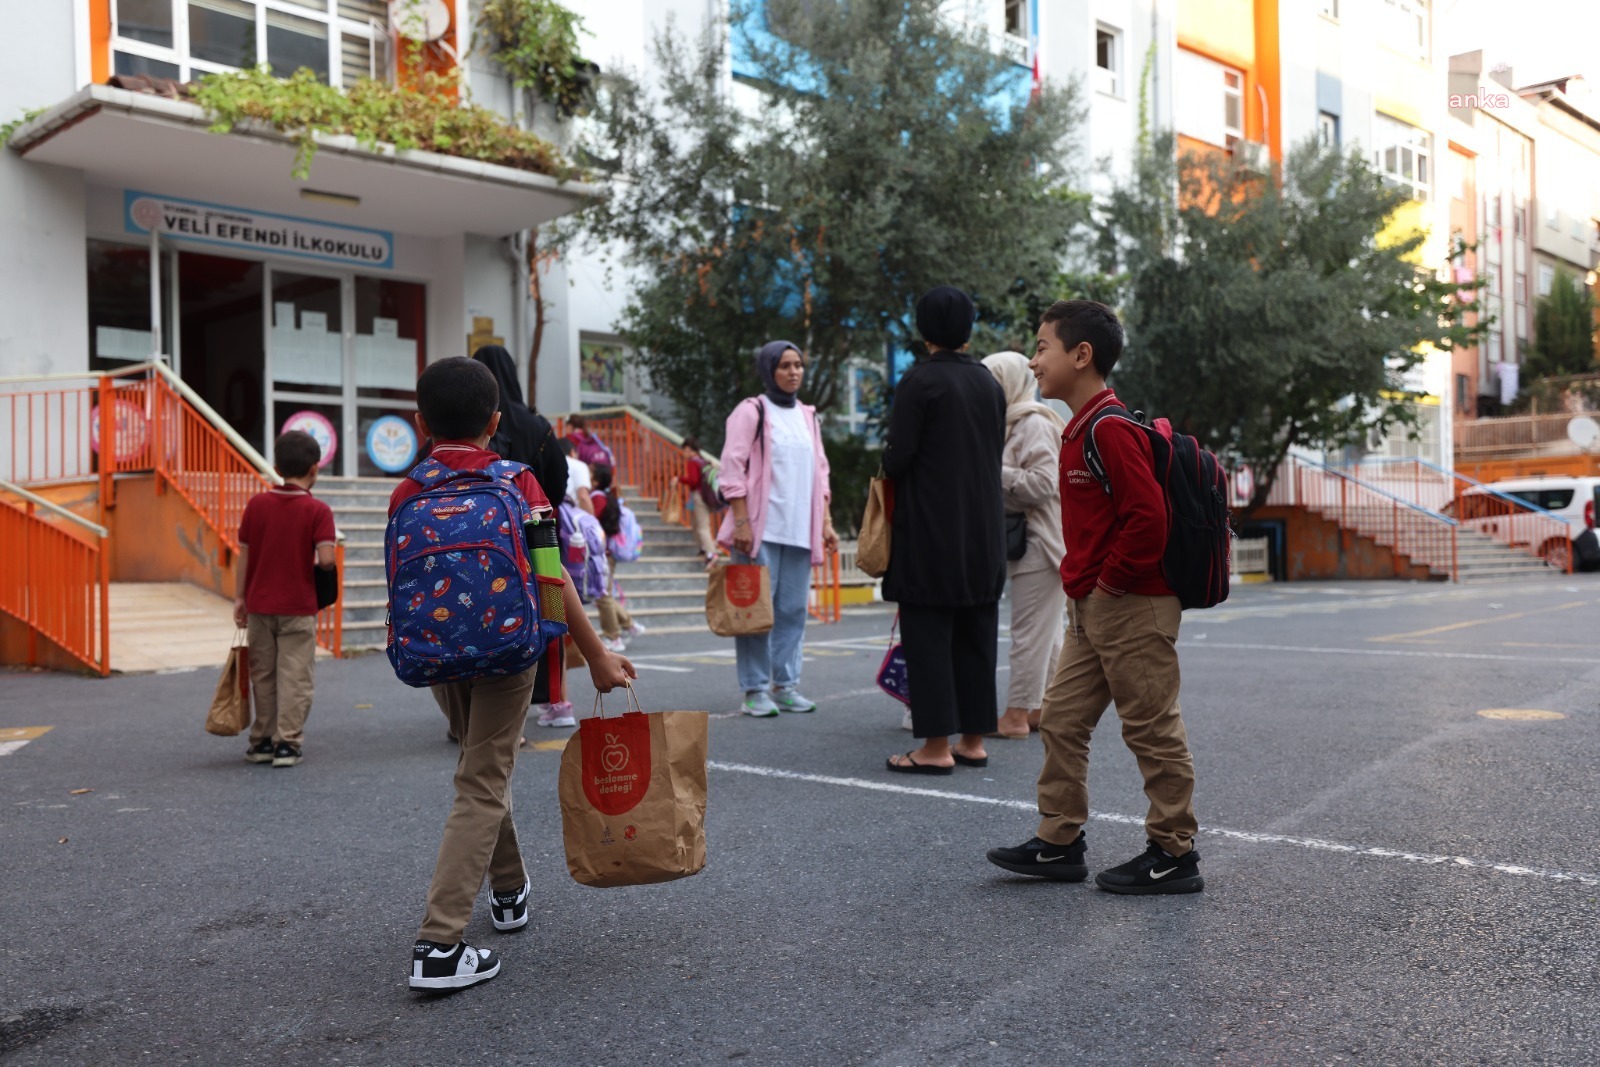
880, 286, 1007, 774
471, 344, 567, 509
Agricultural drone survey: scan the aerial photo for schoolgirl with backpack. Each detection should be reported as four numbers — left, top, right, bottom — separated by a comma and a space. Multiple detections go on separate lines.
589, 462, 646, 651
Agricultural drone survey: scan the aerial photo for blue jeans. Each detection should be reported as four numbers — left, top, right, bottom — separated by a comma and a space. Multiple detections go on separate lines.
735, 542, 812, 693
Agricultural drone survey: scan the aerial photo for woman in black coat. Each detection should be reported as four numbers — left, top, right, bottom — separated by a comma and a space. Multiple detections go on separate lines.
472, 345, 567, 509
880, 287, 1007, 774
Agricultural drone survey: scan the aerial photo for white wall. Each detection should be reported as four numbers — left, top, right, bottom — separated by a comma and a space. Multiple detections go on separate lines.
0, 2, 87, 377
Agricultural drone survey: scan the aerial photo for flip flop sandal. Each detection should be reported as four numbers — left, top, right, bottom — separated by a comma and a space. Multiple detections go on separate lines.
885, 751, 954, 776
984, 730, 1031, 740
953, 753, 989, 768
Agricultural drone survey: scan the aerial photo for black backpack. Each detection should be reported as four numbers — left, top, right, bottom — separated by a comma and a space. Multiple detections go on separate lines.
1082, 406, 1232, 610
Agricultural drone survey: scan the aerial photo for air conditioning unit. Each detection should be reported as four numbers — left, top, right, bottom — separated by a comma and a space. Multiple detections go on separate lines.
1235, 140, 1270, 176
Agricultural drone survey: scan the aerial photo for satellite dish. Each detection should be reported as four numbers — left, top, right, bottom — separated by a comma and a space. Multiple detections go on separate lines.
1568, 416, 1600, 452
392, 0, 451, 42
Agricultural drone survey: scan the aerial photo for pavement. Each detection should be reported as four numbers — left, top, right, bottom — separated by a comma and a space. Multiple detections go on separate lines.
3, 575, 1599, 1065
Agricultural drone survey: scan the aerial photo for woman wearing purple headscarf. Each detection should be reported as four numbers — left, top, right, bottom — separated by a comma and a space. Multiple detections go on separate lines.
716, 341, 837, 717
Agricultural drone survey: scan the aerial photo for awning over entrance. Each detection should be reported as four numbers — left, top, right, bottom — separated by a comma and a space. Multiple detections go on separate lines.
10, 84, 596, 238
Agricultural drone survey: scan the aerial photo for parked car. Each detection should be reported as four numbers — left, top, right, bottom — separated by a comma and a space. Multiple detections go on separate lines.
1444, 476, 1600, 572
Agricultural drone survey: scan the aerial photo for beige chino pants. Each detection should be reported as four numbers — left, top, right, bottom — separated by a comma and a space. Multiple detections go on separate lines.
1036, 593, 1197, 857
246, 613, 317, 747
417, 667, 536, 946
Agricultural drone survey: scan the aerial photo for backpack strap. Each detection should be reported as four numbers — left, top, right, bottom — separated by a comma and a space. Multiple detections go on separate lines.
1082, 406, 1148, 497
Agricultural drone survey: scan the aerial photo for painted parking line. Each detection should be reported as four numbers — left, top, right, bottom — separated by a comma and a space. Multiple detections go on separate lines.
0, 726, 53, 756
1181, 641, 1600, 665
1368, 600, 1591, 644
707, 760, 1600, 888
632, 663, 693, 673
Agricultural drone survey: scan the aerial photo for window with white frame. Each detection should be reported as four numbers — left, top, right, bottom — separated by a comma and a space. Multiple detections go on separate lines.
1175, 49, 1244, 149
1373, 113, 1430, 201
1095, 26, 1121, 96
1004, 0, 1029, 41
1318, 111, 1339, 149
1486, 263, 1500, 297
1380, 0, 1428, 61
111, 0, 389, 88
1536, 262, 1554, 296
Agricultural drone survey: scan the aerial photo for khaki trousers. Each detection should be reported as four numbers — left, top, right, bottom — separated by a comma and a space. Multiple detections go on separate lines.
418, 667, 535, 946
689, 500, 717, 558
246, 613, 317, 747
1036, 594, 1197, 856
596, 556, 633, 639
1005, 566, 1067, 711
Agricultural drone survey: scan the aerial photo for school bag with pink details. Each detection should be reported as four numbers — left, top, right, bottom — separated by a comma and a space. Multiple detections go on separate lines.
559, 501, 608, 602
385, 457, 567, 686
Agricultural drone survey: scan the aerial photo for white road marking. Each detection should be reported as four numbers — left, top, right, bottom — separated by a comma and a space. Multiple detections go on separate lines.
631, 663, 693, 673
0, 741, 29, 757
706, 760, 1600, 888
1184, 641, 1600, 665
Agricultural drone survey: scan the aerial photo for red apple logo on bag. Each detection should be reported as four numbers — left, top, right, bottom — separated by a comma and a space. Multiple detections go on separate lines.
580, 712, 651, 816
623, 825, 638, 841
600, 733, 630, 773
727, 565, 760, 609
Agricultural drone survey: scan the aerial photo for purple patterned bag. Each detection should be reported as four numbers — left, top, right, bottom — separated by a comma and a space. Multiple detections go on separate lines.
876, 614, 910, 705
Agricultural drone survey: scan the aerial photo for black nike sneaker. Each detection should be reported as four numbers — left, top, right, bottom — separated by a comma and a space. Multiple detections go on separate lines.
1094, 840, 1204, 895
490, 881, 530, 932
986, 833, 1088, 881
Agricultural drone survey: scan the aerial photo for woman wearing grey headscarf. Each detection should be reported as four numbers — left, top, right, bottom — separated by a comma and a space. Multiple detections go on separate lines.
715, 341, 836, 717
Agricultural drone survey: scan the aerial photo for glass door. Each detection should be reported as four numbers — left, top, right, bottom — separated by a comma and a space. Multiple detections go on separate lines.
267, 266, 349, 475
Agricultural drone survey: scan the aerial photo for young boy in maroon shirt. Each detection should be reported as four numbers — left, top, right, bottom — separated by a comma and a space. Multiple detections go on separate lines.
233, 430, 338, 769
986, 300, 1203, 895
394, 358, 636, 992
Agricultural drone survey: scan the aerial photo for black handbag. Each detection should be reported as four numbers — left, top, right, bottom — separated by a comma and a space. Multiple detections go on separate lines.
1005, 512, 1028, 562
314, 563, 340, 611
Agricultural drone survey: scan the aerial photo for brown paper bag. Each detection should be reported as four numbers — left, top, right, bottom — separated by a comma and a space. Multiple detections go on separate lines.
205, 630, 251, 737
856, 474, 894, 578
559, 687, 708, 888
658, 483, 684, 526
704, 562, 773, 636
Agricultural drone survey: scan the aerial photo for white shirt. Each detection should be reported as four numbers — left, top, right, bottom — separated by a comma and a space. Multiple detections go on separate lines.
565, 456, 592, 505
762, 401, 814, 550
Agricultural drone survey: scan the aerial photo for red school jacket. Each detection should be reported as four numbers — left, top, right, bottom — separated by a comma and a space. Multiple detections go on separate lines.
1057, 389, 1174, 601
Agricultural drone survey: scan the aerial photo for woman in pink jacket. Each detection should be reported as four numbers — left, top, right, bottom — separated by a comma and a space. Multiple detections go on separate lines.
718, 341, 837, 717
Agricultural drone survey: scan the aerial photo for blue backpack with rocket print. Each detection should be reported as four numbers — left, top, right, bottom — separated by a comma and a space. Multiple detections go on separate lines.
385, 457, 566, 687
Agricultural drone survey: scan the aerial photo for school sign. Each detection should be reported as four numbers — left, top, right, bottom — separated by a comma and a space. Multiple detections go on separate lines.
124, 190, 394, 269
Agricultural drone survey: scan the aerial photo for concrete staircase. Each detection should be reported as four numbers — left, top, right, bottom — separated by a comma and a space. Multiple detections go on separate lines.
1451, 528, 1564, 582
1300, 501, 1560, 582
317, 477, 713, 652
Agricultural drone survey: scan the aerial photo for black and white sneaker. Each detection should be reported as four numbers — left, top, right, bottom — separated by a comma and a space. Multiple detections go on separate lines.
245, 739, 276, 764
409, 940, 501, 991
1094, 840, 1204, 895
986, 833, 1088, 881
490, 882, 530, 932
270, 742, 302, 768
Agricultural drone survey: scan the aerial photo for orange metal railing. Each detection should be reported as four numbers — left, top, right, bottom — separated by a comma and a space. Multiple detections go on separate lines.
1343, 457, 1573, 573
1, 362, 345, 659
1289, 458, 1460, 580
0, 480, 110, 676
552, 405, 844, 621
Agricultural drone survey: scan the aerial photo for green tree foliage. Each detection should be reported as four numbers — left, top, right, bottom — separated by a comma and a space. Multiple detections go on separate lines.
474, 0, 596, 115
1525, 267, 1598, 381
1093, 134, 1484, 508
567, 0, 1087, 445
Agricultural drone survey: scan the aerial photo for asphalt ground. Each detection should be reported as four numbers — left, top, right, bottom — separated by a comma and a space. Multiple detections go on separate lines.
3, 574, 1599, 1065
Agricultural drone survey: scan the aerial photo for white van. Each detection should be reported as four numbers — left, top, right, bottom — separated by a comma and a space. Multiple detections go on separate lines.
1446, 476, 1600, 572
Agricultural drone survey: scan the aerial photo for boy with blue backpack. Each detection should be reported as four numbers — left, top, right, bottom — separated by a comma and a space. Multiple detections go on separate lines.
388, 357, 634, 991
987, 300, 1227, 896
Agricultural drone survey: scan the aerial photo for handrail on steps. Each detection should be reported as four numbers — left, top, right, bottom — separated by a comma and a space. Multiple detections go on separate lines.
1293, 456, 1459, 526
1341, 455, 1572, 522
0, 478, 110, 539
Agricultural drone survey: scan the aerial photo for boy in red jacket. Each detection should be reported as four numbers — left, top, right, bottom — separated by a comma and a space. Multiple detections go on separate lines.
986, 300, 1202, 895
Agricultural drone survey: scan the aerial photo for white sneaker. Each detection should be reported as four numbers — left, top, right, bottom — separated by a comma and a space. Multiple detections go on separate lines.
743, 691, 779, 717
627, 621, 649, 638
599, 636, 626, 653
773, 688, 817, 713
535, 702, 576, 728
901, 708, 914, 731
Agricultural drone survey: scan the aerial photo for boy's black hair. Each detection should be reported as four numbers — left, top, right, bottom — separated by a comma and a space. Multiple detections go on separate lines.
274, 430, 322, 478
1041, 300, 1125, 379
591, 461, 615, 492
558, 438, 575, 456
681, 435, 701, 453
416, 357, 499, 441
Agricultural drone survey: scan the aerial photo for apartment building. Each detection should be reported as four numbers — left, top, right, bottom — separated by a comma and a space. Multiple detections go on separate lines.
1516, 75, 1600, 306
1445, 52, 1538, 418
